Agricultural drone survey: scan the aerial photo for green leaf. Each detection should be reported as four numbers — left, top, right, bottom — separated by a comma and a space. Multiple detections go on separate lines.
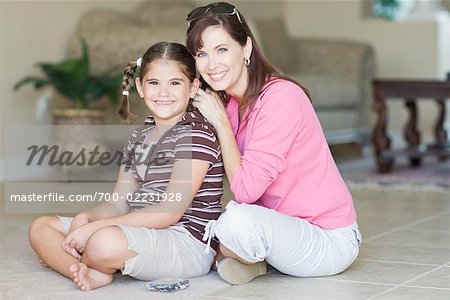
13, 76, 50, 90
13, 37, 123, 108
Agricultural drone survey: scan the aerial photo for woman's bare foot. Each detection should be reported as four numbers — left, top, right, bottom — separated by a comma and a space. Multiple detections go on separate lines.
69, 262, 113, 291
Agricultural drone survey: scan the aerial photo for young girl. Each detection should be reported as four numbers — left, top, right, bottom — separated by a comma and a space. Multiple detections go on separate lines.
28, 42, 224, 291
186, 2, 361, 285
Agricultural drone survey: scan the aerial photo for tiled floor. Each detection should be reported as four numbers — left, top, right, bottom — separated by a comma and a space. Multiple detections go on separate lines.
1, 176, 449, 299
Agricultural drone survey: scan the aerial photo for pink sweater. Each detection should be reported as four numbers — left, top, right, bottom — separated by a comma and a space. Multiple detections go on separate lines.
227, 79, 356, 229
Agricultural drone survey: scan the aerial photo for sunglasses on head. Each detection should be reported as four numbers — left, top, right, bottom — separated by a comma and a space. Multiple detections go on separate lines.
186, 2, 244, 29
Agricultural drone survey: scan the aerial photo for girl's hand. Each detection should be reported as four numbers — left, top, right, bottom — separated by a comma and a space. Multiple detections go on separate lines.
62, 222, 98, 259
192, 89, 228, 128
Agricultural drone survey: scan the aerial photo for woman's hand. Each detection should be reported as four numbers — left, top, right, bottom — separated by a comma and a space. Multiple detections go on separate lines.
192, 89, 228, 128
62, 222, 99, 259
193, 88, 242, 184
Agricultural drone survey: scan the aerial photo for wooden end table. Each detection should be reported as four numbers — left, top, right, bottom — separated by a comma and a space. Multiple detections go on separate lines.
372, 79, 450, 173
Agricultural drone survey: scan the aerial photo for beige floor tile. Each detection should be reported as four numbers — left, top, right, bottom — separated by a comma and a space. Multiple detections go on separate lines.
358, 242, 450, 265
2, 181, 450, 299
353, 191, 450, 240
405, 267, 450, 289
354, 200, 449, 222
372, 287, 450, 300
371, 229, 450, 248
351, 189, 450, 211
202, 275, 392, 300
333, 260, 435, 285
355, 202, 448, 217
357, 213, 430, 239
408, 215, 450, 232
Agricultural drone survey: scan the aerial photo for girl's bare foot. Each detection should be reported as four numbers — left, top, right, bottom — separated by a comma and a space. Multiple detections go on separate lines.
69, 262, 113, 291
39, 259, 49, 268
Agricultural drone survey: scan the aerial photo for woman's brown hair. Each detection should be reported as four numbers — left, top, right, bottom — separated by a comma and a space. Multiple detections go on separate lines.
186, 2, 309, 121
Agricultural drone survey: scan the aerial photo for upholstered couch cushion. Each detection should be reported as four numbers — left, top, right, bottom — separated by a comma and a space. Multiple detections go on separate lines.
68, 2, 196, 74
133, 0, 194, 28
317, 110, 359, 132
254, 18, 299, 73
293, 74, 360, 108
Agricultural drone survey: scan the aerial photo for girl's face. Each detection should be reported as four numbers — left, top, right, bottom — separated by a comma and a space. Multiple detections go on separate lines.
136, 59, 199, 125
194, 26, 252, 99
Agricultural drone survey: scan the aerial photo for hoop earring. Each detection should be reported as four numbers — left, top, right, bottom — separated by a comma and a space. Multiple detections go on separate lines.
244, 57, 250, 66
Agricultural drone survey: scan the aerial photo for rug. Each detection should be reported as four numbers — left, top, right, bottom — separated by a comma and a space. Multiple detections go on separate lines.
338, 155, 450, 191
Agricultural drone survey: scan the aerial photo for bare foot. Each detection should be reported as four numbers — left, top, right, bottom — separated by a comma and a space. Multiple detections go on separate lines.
69, 262, 113, 291
39, 259, 49, 268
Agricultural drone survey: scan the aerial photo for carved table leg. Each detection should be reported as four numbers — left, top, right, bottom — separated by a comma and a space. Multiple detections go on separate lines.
372, 95, 393, 173
404, 99, 422, 167
434, 99, 449, 161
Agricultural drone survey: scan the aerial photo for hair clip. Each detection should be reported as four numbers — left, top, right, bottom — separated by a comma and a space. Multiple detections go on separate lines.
136, 58, 142, 67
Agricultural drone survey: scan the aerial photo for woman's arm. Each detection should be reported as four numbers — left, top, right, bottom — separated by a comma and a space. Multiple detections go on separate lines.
193, 89, 241, 183
195, 82, 306, 203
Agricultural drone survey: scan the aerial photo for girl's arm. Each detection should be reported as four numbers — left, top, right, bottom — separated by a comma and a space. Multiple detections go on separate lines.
92, 158, 209, 228
77, 165, 136, 222
62, 165, 138, 257
63, 159, 209, 256
67, 165, 136, 233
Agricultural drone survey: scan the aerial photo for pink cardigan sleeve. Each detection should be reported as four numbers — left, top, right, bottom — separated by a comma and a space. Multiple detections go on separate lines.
230, 82, 307, 203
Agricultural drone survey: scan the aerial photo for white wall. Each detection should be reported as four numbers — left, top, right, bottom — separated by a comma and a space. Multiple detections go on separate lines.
0, 0, 139, 171
0, 1, 137, 124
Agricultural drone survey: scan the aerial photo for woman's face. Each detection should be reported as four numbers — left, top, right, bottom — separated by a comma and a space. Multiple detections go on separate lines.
136, 59, 199, 125
194, 25, 252, 99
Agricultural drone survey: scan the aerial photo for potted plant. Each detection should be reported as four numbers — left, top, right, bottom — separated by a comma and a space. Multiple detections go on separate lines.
14, 38, 123, 125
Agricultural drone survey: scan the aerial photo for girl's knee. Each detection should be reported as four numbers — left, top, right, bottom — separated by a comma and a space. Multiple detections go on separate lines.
29, 216, 58, 240
83, 226, 128, 263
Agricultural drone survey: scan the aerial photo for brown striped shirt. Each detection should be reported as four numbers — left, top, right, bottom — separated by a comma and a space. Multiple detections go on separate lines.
122, 109, 223, 250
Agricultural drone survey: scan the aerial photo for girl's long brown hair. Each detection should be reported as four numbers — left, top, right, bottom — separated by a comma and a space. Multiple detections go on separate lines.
186, 3, 309, 121
118, 42, 197, 122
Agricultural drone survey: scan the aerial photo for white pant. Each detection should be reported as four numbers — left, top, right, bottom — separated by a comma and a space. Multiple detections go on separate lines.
211, 201, 361, 277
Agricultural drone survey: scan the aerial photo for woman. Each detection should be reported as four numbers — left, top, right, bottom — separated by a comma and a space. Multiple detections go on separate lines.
185, 2, 362, 285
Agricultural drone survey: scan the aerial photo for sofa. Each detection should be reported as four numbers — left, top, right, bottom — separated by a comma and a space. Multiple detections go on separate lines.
68, 0, 375, 148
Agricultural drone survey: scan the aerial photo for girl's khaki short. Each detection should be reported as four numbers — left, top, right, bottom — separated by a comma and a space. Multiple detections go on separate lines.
57, 216, 214, 280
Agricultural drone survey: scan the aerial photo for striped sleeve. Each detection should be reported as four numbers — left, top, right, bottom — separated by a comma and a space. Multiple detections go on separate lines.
121, 128, 139, 170
174, 123, 220, 165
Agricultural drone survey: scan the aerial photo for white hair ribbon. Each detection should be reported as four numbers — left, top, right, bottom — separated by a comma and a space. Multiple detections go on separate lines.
136, 58, 142, 67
